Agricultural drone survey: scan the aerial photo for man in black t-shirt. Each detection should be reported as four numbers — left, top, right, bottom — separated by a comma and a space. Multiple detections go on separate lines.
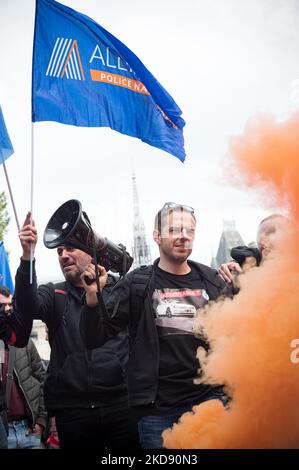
81, 202, 226, 448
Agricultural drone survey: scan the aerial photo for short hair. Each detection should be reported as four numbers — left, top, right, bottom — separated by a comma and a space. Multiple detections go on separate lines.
258, 213, 288, 227
0, 285, 11, 298
154, 205, 196, 232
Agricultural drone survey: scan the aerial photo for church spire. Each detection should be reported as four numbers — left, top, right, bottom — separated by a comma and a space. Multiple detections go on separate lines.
131, 173, 152, 268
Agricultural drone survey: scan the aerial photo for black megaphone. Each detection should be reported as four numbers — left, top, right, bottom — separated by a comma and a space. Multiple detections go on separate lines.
43, 199, 133, 275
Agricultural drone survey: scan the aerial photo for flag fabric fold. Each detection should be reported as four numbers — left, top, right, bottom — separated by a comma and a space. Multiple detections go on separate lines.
0, 106, 14, 165
32, 0, 186, 161
0, 242, 14, 294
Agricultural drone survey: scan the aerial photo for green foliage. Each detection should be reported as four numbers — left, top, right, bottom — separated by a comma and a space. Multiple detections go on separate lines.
0, 191, 10, 241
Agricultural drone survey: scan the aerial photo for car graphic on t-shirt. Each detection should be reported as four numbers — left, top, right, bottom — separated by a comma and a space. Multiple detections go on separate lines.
156, 299, 196, 318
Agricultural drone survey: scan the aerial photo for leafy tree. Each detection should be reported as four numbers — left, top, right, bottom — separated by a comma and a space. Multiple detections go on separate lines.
0, 191, 10, 241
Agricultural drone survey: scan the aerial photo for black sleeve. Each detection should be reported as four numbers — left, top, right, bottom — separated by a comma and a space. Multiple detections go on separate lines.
80, 274, 132, 349
210, 267, 237, 298
12, 259, 56, 347
215, 271, 226, 291
27, 340, 47, 428
0, 304, 16, 344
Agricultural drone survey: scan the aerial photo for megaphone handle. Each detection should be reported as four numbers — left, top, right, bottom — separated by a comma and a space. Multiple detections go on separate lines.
83, 258, 97, 285
83, 216, 107, 314
84, 275, 94, 286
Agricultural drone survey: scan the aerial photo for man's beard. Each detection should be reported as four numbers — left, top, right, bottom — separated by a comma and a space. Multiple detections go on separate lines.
63, 268, 83, 284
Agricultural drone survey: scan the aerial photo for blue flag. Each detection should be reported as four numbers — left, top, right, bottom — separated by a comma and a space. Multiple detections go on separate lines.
0, 106, 14, 165
32, 0, 186, 162
0, 242, 14, 294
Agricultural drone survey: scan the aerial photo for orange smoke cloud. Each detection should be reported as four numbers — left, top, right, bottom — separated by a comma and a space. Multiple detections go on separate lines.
163, 112, 299, 449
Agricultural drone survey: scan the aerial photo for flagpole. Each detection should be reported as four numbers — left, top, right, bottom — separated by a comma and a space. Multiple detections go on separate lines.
29, 121, 35, 284
2, 160, 20, 231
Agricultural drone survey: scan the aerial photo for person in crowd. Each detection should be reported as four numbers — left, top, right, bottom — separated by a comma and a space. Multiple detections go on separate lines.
80, 202, 226, 448
0, 336, 7, 449
13, 212, 138, 449
218, 214, 289, 285
1, 285, 18, 450
0, 285, 47, 449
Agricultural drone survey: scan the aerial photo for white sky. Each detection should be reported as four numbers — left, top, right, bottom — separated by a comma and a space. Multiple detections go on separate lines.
1, 0, 299, 282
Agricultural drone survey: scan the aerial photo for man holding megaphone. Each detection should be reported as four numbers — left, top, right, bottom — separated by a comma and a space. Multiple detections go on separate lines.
12, 208, 139, 450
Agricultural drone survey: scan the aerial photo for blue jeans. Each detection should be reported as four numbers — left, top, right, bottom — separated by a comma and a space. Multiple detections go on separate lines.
138, 405, 193, 449
7, 419, 41, 449
138, 395, 228, 449
0, 415, 8, 449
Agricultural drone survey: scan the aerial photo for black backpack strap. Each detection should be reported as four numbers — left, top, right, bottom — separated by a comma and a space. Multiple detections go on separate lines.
129, 265, 153, 342
104, 274, 119, 318
110, 265, 153, 333
131, 265, 153, 300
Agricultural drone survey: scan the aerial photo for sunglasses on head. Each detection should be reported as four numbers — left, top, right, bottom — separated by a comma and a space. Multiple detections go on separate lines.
161, 202, 195, 214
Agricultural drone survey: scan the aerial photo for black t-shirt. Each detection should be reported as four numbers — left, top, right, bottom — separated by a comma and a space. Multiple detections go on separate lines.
150, 264, 221, 414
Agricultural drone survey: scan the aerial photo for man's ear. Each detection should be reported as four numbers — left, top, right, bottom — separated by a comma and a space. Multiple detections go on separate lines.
153, 229, 161, 245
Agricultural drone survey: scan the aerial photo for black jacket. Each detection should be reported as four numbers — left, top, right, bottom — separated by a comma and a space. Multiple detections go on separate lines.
8, 341, 47, 429
0, 304, 12, 412
81, 259, 225, 408
13, 259, 129, 412
0, 381, 4, 413
0, 305, 5, 412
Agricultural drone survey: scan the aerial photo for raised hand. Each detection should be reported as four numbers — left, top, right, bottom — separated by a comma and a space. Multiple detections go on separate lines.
81, 263, 108, 307
218, 261, 242, 283
19, 212, 38, 261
